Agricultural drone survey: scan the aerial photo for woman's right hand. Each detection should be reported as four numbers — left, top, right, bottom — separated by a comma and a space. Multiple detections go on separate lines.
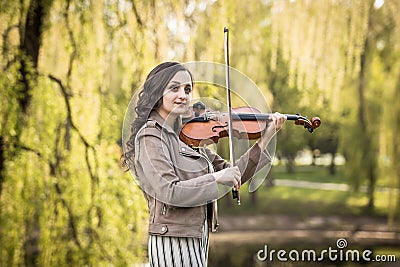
213, 166, 241, 190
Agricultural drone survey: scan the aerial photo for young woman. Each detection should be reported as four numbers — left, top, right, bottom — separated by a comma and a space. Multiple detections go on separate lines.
124, 62, 286, 267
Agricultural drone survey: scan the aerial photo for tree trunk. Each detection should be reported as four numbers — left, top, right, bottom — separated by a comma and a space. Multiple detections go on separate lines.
18, 0, 49, 111
0, 137, 4, 203
367, 164, 376, 209
17, 1, 52, 266
390, 74, 400, 226
286, 154, 295, 173
329, 153, 336, 176
358, 2, 376, 211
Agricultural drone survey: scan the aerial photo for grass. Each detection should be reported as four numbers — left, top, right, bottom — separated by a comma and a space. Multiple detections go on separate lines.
272, 164, 348, 184
220, 165, 391, 217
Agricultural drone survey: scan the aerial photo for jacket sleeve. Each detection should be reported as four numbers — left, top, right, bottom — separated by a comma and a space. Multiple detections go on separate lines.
134, 128, 219, 207
204, 143, 272, 184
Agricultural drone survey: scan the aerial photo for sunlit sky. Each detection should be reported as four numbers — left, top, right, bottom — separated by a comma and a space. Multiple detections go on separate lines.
374, 0, 384, 9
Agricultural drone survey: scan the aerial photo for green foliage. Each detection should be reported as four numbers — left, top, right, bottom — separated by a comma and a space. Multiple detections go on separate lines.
1, 0, 400, 265
1, 0, 150, 265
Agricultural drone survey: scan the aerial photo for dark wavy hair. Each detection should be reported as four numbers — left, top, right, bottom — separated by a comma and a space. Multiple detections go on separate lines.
123, 62, 192, 166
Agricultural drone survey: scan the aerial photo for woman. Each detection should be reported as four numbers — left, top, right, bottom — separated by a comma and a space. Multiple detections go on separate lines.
125, 62, 286, 267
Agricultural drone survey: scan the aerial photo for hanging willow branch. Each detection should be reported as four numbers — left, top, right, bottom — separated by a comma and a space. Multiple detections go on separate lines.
64, 0, 78, 83
131, 0, 144, 28
47, 74, 99, 180
48, 74, 100, 248
19, 138, 83, 250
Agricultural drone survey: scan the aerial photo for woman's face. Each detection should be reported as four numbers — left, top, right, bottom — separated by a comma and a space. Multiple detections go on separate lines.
158, 70, 192, 119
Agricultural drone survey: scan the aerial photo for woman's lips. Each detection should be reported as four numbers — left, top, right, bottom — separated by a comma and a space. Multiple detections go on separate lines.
174, 102, 188, 106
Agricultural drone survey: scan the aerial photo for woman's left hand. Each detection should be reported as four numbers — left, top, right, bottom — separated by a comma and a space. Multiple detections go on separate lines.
257, 112, 287, 150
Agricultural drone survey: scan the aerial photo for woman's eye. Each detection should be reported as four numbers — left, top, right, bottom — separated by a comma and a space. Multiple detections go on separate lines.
184, 86, 192, 94
167, 84, 191, 94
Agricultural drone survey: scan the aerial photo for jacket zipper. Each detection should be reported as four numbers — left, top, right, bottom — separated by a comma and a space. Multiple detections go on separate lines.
161, 203, 167, 215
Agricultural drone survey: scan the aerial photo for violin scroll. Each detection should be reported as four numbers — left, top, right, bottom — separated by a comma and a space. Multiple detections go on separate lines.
292, 114, 322, 133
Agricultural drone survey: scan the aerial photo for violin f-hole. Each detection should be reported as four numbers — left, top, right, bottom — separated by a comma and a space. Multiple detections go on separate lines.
211, 122, 228, 132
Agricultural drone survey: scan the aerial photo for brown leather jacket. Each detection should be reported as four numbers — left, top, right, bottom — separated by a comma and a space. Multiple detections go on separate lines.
134, 111, 271, 238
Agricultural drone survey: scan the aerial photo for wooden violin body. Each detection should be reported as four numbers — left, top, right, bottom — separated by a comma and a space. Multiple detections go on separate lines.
180, 103, 321, 147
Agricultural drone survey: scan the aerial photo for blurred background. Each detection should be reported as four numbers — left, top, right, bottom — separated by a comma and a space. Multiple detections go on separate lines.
0, 0, 399, 266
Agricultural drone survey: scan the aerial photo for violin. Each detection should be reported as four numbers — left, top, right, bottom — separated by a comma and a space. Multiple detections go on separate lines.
180, 101, 321, 147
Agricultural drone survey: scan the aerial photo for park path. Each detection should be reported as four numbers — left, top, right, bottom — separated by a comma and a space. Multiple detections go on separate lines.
274, 179, 392, 192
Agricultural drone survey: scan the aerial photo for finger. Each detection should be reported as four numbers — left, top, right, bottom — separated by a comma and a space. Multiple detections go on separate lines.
273, 112, 286, 130
280, 113, 287, 122
271, 117, 277, 131
278, 113, 287, 123
232, 167, 241, 189
279, 116, 287, 128
235, 180, 241, 190
233, 177, 239, 189
237, 171, 242, 187
232, 174, 240, 189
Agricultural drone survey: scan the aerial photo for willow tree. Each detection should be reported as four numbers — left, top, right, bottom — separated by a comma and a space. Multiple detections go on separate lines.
1, 0, 54, 265
267, 0, 399, 210
374, 1, 400, 226
0, 0, 201, 265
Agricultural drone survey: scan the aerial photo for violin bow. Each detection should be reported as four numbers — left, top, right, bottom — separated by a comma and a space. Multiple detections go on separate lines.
224, 27, 240, 205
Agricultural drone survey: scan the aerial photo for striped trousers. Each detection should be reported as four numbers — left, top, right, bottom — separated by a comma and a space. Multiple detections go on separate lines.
148, 222, 209, 267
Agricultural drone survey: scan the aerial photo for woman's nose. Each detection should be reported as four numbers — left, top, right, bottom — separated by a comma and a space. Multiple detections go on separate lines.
177, 87, 187, 99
